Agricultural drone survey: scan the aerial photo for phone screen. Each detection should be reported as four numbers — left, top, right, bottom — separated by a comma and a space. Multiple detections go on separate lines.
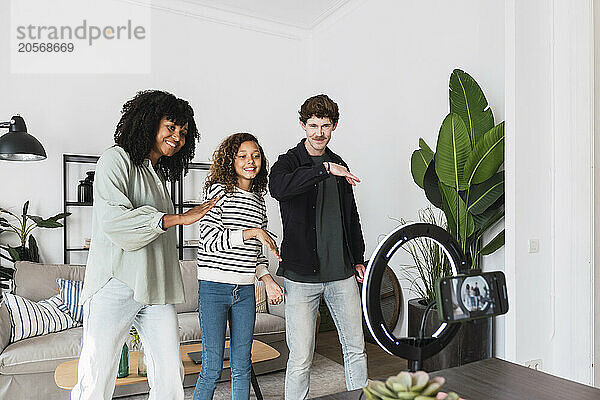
436, 271, 508, 323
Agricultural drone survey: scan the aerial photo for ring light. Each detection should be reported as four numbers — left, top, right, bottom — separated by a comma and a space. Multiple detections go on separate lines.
362, 222, 469, 363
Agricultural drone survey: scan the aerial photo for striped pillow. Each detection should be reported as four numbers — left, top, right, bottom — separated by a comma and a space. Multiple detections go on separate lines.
3, 293, 76, 343
255, 278, 267, 313
57, 278, 84, 323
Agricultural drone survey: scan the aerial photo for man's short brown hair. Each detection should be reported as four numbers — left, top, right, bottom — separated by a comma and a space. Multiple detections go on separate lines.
299, 94, 339, 124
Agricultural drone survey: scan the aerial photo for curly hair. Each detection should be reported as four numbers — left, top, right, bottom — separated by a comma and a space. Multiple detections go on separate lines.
204, 133, 269, 195
299, 94, 339, 124
114, 90, 199, 181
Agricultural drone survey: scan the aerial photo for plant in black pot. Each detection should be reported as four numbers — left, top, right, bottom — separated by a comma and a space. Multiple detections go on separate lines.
407, 69, 505, 370
0, 201, 70, 291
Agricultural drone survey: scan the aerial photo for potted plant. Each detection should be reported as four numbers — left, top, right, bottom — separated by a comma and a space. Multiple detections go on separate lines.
407, 69, 504, 370
0, 201, 70, 291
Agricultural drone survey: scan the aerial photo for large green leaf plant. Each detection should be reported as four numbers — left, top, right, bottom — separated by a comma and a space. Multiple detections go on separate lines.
411, 69, 504, 269
0, 201, 70, 289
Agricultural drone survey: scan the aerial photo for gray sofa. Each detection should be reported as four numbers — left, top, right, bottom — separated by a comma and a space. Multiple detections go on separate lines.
0, 261, 288, 400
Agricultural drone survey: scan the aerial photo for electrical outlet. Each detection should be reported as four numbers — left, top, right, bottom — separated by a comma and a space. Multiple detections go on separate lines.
528, 239, 539, 253
524, 359, 543, 370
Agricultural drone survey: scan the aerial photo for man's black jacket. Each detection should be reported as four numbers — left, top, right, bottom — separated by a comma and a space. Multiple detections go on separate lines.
268, 139, 365, 275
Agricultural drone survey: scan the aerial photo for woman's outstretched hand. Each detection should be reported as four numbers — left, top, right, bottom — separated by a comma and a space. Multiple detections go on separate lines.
162, 197, 219, 228
260, 274, 284, 305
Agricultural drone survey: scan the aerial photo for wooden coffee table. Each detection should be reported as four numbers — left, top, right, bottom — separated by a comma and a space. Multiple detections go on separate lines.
55, 340, 280, 399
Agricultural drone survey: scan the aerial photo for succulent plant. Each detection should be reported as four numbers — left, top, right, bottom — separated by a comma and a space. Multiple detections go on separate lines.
363, 371, 461, 400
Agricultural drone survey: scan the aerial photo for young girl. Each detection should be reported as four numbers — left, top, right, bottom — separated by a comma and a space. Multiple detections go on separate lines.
194, 133, 283, 400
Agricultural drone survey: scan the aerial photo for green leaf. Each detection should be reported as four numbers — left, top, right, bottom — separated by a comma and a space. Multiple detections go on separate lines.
419, 138, 435, 160
411, 149, 433, 189
35, 220, 63, 228
473, 199, 504, 232
440, 182, 474, 242
440, 185, 457, 239
449, 69, 494, 147
435, 113, 471, 191
480, 229, 505, 255
423, 161, 442, 208
466, 172, 504, 215
28, 215, 43, 225
22, 201, 29, 217
7, 247, 20, 262
463, 122, 504, 186
49, 212, 70, 221
29, 235, 39, 262
32, 212, 70, 228
0, 218, 11, 228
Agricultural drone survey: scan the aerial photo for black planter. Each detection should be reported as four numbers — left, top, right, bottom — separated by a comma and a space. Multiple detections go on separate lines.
407, 298, 492, 371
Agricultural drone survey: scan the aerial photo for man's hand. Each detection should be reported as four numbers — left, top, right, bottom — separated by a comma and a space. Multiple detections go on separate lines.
327, 162, 361, 186
355, 264, 365, 283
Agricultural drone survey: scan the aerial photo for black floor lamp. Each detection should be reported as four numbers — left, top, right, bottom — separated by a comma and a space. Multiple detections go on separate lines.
0, 115, 47, 161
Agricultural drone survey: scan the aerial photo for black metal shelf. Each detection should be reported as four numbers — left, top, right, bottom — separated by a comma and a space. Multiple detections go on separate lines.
63, 154, 210, 262
179, 203, 202, 208
64, 154, 100, 164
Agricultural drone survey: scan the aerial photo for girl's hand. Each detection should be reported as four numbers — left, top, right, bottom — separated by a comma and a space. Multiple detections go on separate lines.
261, 274, 284, 305
244, 228, 282, 261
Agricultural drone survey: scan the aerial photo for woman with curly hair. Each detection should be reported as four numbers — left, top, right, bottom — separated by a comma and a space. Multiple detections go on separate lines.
71, 90, 217, 400
194, 133, 283, 400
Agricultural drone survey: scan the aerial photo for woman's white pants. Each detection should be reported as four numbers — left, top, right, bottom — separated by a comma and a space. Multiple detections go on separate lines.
71, 278, 184, 400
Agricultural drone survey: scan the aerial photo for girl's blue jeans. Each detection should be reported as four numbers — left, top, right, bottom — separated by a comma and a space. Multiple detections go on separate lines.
193, 280, 255, 400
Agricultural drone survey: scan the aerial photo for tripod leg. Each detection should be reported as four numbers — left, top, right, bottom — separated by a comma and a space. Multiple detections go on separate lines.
251, 366, 263, 400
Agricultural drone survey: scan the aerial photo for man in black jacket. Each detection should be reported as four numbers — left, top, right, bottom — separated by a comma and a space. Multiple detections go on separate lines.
269, 94, 368, 399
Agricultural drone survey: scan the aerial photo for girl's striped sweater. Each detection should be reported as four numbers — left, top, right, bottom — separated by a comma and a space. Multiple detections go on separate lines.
196, 183, 269, 285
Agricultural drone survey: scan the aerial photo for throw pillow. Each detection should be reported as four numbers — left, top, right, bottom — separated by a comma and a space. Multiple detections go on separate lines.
255, 277, 267, 313
3, 293, 76, 343
56, 278, 84, 323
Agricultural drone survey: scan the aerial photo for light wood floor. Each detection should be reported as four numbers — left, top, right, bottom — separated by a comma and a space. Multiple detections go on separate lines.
314, 330, 407, 379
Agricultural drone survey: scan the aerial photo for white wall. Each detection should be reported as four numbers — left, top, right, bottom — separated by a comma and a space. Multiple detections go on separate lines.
0, 5, 307, 263
505, 0, 594, 384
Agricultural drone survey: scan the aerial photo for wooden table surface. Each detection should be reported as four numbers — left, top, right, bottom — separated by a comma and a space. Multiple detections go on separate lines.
55, 340, 280, 390
314, 358, 600, 400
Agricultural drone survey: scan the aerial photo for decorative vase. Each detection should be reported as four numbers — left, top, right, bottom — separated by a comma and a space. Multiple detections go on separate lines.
77, 180, 93, 203
117, 343, 129, 378
137, 343, 147, 377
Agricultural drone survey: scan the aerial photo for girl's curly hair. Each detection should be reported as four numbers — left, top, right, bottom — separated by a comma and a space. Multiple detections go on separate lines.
114, 90, 199, 181
204, 133, 268, 195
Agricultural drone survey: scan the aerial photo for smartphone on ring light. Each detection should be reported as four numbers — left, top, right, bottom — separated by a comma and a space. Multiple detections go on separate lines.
435, 271, 509, 323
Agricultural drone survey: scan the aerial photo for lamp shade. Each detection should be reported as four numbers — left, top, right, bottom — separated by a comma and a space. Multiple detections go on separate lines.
0, 116, 47, 161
